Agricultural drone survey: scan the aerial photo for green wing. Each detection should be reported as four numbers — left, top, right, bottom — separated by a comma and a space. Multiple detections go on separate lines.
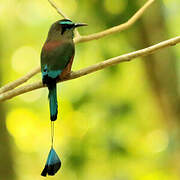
41, 42, 75, 79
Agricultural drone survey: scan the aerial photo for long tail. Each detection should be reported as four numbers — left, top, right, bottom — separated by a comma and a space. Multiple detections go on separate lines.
48, 83, 58, 121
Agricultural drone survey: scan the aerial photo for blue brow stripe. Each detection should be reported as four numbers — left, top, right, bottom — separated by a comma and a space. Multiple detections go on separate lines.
60, 21, 74, 25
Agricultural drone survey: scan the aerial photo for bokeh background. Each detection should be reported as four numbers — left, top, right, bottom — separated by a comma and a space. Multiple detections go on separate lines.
0, 0, 180, 179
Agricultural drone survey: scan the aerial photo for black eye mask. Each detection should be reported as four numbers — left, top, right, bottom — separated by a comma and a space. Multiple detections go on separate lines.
61, 24, 74, 34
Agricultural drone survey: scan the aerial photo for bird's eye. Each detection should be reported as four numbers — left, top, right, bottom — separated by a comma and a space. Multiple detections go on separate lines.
61, 24, 74, 34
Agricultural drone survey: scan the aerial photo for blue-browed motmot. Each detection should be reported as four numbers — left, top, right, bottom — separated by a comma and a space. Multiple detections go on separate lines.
41, 19, 87, 121
40, 19, 87, 176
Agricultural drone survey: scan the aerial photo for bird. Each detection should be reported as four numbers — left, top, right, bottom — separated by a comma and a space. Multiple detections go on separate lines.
40, 19, 87, 176
41, 19, 87, 121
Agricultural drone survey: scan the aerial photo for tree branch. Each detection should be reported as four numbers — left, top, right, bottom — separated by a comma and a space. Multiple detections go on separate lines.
0, 67, 40, 94
74, 0, 155, 43
0, 36, 179, 102
0, 0, 154, 95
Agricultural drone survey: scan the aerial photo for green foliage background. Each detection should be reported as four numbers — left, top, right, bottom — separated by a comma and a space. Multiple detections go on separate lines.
0, 0, 180, 179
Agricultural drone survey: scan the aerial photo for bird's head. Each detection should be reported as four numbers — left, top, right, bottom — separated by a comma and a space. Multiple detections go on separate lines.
47, 19, 87, 41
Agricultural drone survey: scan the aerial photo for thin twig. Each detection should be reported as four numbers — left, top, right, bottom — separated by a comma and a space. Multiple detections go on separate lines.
0, 0, 154, 95
74, 0, 155, 43
48, 0, 67, 18
0, 36, 179, 102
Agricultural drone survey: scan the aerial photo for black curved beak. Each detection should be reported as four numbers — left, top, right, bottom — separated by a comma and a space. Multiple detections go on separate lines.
74, 23, 88, 28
